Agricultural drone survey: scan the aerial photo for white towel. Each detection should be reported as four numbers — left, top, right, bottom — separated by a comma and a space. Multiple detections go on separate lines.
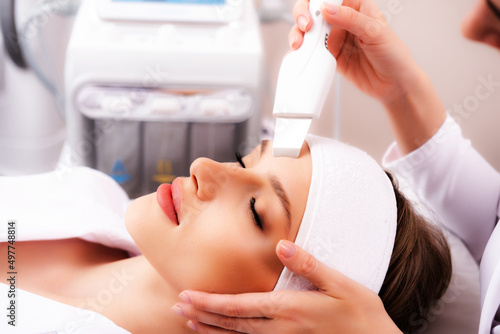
274, 135, 397, 293
0, 167, 136, 333
0, 167, 140, 256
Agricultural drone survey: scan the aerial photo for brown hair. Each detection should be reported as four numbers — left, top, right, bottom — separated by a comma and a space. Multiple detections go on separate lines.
379, 172, 452, 334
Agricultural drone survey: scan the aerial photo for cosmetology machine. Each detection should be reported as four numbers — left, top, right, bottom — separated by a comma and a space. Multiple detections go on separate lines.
65, 0, 264, 197
273, 0, 343, 157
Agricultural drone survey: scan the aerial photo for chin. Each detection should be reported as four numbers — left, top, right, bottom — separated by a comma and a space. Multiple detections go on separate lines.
124, 193, 155, 241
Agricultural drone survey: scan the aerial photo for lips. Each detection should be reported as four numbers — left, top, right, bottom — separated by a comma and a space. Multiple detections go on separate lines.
157, 183, 179, 225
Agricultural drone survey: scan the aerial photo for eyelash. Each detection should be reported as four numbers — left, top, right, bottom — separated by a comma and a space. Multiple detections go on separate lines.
235, 152, 263, 231
235, 152, 246, 168
250, 197, 263, 230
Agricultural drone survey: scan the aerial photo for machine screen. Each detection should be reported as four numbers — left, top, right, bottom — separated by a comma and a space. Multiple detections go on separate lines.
113, 0, 225, 4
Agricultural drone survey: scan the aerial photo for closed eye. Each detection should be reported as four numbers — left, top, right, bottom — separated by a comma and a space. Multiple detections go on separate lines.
235, 152, 263, 231
250, 197, 263, 230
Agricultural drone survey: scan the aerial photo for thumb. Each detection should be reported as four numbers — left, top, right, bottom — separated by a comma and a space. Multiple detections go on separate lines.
276, 240, 355, 298
321, 3, 386, 44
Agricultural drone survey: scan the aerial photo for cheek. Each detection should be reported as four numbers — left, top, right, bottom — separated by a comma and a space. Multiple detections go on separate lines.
200, 239, 281, 293
129, 196, 285, 294
173, 209, 283, 293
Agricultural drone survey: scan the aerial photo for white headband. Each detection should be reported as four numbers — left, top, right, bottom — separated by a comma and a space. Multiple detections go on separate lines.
274, 135, 397, 293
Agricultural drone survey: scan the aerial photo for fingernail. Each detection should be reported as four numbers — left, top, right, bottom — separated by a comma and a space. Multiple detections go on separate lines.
322, 2, 338, 15
171, 305, 185, 317
298, 15, 308, 30
289, 35, 297, 49
187, 320, 198, 332
278, 240, 296, 258
179, 292, 192, 304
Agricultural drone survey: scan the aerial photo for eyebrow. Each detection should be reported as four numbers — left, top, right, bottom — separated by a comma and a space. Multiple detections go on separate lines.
268, 174, 292, 233
260, 140, 292, 233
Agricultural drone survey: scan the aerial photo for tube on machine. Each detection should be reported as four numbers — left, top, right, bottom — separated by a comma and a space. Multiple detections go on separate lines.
273, 0, 343, 158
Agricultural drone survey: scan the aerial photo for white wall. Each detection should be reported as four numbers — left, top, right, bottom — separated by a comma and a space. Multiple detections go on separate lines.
261, 0, 500, 169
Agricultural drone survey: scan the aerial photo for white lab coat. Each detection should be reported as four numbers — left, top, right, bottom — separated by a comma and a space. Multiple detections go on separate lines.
383, 115, 500, 334
0, 167, 137, 333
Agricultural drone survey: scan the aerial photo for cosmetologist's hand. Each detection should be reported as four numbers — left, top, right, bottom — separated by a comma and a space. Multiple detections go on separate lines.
171, 240, 402, 334
290, 0, 421, 106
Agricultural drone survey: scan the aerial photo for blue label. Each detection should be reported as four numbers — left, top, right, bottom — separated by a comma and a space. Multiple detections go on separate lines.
110, 159, 131, 184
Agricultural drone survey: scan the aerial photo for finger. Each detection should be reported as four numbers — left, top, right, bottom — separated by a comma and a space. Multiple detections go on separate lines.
341, 0, 382, 18
276, 240, 359, 298
321, 3, 386, 44
330, 32, 358, 70
175, 303, 268, 334
292, 0, 312, 32
288, 25, 304, 50
189, 320, 239, 334
325, 25, 347, 57
179, 290, 282, 318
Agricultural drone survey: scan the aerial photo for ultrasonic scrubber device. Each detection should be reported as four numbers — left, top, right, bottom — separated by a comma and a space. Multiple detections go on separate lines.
273, 0, 343, 158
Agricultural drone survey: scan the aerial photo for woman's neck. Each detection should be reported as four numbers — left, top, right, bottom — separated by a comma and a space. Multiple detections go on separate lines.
66, 255, 189, 333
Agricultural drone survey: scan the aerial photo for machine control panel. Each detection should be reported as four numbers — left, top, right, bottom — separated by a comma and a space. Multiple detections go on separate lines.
77, 86, 253, 122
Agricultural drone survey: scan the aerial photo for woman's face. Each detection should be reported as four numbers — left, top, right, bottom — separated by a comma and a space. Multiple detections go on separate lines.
462, 0, 500, 49
126, 140, 312, 294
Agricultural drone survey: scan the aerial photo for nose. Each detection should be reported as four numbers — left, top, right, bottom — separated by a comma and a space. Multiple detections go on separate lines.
189, 158, 234, 201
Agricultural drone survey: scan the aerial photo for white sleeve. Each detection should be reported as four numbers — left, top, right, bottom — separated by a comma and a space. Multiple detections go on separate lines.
383, 115, 500, 263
